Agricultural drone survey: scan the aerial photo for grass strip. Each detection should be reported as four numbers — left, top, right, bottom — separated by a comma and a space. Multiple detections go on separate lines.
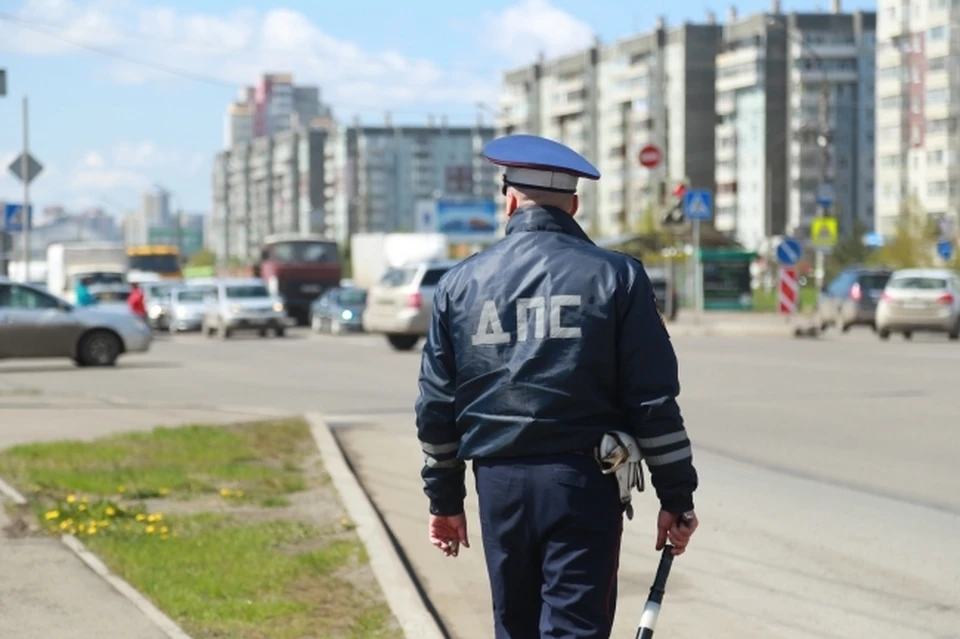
0, 418, 401, 639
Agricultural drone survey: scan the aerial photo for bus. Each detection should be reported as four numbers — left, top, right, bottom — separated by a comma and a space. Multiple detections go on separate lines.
126, 244, 182, 279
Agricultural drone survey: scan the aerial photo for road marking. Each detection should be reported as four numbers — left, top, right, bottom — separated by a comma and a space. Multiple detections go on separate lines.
0, 477, 27, 505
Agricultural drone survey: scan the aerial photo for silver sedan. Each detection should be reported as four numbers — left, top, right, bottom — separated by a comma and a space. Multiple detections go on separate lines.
0, 278, 152, 366
875, 268, 960, 340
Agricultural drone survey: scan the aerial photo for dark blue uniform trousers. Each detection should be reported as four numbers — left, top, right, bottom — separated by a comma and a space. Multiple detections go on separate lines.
473, 452, 625, 638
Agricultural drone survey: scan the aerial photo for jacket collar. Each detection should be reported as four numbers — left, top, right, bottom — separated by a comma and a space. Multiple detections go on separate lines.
504, 205, 594, 245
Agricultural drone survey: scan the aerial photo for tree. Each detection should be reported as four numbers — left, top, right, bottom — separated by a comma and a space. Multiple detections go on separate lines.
824, 218, 872, 281
186, 249, 216, 268
866, 198, 938, 270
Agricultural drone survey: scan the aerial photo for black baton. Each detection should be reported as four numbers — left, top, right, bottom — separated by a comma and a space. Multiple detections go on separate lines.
635, 544, 675, 638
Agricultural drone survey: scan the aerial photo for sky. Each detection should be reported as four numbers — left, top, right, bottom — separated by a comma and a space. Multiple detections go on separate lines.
0, 0, 876, 218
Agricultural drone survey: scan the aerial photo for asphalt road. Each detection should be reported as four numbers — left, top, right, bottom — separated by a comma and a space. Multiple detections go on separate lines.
1, 326, 958, 638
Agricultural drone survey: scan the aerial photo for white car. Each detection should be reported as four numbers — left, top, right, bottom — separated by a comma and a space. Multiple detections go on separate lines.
200, 278, 294, 339
875, 268, 960, 340
0, 278, 152, 366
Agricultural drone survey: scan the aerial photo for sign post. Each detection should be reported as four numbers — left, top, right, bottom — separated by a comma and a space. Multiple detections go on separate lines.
812, 184, 835, 291
809, 215, 838, 289
682, 188, 713, 320
775, 237, 802, 315
937, 238, 954, 262
6, 96, 44, 282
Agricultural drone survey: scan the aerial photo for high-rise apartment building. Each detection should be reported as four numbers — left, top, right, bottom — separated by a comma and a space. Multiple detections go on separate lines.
325, 116, 497, 244
497, 21, 722, 237
222, 73, 333, 149
210, 128, 331, 262
715, 3, 876, 250
875, 0, 960, 236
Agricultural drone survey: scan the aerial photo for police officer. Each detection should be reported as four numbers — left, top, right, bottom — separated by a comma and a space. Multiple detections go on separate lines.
414, 134, 699, 639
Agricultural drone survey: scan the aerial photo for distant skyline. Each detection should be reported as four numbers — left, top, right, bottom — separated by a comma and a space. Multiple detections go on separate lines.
0, 0, 876, 217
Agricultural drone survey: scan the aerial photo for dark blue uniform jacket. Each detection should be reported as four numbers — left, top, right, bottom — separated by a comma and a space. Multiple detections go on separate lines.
415, 205, 698, 516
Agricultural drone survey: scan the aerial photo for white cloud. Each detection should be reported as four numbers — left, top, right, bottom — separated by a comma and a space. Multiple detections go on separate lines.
0, 0, 501, 115
482, 0, 595, 66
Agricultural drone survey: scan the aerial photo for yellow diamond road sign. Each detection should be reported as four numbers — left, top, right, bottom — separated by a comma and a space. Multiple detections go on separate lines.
811, 217, 838, 249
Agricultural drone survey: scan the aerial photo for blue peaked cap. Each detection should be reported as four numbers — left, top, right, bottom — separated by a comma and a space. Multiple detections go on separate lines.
482, 134, 600, 194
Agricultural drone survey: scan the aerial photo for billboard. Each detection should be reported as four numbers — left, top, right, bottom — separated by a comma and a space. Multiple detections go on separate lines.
431, 198, 498, 239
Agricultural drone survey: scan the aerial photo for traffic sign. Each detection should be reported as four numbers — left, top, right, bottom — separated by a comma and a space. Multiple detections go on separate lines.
810, 217, 838, 249
775, 237, 802, 267
937, 238, 954, 261
816, 183, 834, 209
3, 204, 32, 232
7, 152, 43, 185
638, 144, 662, 169
682, 189, 712, 221
778, 267, 799, 315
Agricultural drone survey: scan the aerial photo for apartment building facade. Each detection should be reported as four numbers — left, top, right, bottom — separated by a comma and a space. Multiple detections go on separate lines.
210, 128, 331, 262
325, 118, 497, 244
497, 22, 722, 238
715, 3, 875, 250
875, 0, 960, 236
222, 73, 333, 149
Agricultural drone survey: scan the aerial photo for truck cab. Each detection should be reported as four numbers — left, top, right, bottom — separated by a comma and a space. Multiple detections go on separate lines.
256, 234, 342, 325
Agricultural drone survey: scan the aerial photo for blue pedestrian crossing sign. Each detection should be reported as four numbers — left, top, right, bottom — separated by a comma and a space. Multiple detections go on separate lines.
937, 238, 954, 261
683, 189, 712, 221
775, 237, 802, 267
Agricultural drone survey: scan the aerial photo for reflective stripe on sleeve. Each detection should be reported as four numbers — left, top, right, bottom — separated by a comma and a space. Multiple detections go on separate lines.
424, 454, 464, 469
421, 441, 459, 455
637, 431, 688, 449
644, 446, 692, 467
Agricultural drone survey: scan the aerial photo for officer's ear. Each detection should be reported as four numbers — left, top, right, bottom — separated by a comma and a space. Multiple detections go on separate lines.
569, 194, 579, 216
505, 189, 519, 216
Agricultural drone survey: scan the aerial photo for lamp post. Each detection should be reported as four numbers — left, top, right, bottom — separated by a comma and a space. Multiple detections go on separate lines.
767, 17, 833, 292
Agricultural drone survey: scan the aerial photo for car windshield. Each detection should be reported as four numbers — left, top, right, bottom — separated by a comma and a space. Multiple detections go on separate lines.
75, 272, 125, 286
888, 276, 948, 290
145, 283, 177, 297
177, 289, 213, 302
380, 268, 417, 287
338, 289, 367, 305
859, 274, 891, 290
270, 241, 339, 264
129, 254, 180, 273
225, 285, 270, 298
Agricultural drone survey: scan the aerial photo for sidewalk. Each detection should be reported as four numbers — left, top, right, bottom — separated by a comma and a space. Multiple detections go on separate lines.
0, 393, 282, 639
667, 310, 808, 337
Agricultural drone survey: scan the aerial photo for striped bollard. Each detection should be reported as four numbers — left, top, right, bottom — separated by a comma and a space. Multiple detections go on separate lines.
778, 267, 798, 315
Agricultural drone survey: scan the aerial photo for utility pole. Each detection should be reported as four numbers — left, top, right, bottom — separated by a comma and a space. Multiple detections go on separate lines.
815, 75, 832, 293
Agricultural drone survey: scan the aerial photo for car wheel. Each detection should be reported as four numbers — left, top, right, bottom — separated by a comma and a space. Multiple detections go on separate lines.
77, 330, 122, 367
331, 319, 342, 335
841, 323, 851, 333
275, 326, 286, 338
878, 329, 890, 340
218, 322, 231, 340
311, 314, 322, 333
386, 334, 419, 351
903, 331, 912, 340
258, 327, 268, 338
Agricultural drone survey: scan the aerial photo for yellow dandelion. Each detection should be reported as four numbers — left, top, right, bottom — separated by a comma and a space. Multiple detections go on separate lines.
147, 513, 163, 523
159, 488, 170, 496
98, 520, 110, 527
66, 495, 77, 504
78, 504, 87, 512
68, 527, 77, 535
135, 513, 146, 521
117, 485, 126, 493
235, 490, 244, 497
80, 496, 88, 504
59, 519, 72, 530
145, 525, 156, 534
77, 524, 86, 533
105, 507, 116, 517
219, 488, 232, 497
44, 510, 59, 520
160, 526, 169, 535
87, 527, 98, 536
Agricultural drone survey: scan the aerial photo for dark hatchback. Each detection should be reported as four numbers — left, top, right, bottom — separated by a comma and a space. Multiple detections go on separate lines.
309, 287, 367, 334
818, 266, 893, 332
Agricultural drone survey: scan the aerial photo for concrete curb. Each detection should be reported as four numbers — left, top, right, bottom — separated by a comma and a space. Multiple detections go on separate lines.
60, 535, 193, 639
0, 477, 27, 505
306, 412, 445, 639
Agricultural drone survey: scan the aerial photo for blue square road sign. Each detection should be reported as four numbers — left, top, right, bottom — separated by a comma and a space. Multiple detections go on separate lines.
683, 189, 713, 221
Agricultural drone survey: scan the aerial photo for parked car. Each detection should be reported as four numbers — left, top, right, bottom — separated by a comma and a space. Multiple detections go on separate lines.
167, 283, 217, 333
200, 278, 293, 339
817, 266, 893, 332
362, 260, 458, 351
310, 287, 367, 334
875, 268, 960, 341
0, 277, 152, 366
143, 280, 182, 330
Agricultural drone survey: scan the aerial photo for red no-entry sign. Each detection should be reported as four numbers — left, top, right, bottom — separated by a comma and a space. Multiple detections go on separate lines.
638, 144, 662, 169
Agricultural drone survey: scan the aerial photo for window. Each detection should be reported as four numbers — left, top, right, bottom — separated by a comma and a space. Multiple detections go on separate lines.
927, 26, 947, 41
176, 288, 215, 302
337, 289, 367, 305
224, 285, 270, 299
888, 276, 948, 290
380, 267, 417, 287
0, 285, 61, 309
418, 268, 449, 287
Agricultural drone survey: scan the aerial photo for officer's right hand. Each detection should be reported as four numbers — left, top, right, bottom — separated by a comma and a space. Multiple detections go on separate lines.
429, 514, 470, 558
656, 509, 698, 556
